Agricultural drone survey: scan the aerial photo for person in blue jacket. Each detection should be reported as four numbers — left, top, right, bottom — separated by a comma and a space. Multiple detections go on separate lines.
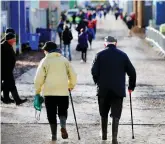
57, 18, 64, 48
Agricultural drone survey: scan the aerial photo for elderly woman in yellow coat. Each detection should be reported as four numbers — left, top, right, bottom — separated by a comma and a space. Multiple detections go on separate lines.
34, 41, 77, 142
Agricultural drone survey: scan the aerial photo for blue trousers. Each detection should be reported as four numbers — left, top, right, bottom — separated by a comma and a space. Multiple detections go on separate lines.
63, 44, 71, 61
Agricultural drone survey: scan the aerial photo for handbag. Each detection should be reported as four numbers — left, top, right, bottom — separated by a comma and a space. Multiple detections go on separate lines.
33, 94, 44, 120
76, 43, 82, 51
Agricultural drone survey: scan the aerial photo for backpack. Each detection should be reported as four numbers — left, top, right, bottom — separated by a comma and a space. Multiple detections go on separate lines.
68, 31, 73, 41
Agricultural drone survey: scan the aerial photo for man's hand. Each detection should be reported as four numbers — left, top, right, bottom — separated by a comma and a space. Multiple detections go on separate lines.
128, 89, 133, 95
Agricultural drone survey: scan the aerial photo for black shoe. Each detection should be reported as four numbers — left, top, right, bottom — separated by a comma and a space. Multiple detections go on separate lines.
2, 89, 14, 104
11, 88, 27, 105
101, 117, 108, 140
16, 98, 27, 105
1, 96, 15, 104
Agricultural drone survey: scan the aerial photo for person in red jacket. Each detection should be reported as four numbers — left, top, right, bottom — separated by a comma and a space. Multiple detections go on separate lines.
130, 12, 136, 26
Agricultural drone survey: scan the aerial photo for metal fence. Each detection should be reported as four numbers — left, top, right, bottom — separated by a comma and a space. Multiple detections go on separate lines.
145, 27, 165, 54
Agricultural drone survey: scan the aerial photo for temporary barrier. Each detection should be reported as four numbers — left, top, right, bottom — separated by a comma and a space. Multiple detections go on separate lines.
146, 26, 165, 54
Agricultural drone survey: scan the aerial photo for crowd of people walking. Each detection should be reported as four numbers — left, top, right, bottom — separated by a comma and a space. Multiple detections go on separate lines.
56, 8, 101, 63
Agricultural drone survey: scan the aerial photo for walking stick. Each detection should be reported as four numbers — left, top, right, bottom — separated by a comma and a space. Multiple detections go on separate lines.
69, 90, 81, 140
129, 91, 135, 139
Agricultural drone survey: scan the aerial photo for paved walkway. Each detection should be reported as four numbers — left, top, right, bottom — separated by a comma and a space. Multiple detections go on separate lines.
1, 14, 165, 144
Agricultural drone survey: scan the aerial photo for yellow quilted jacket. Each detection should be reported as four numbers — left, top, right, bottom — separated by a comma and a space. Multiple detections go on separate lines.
34, 52, 77, 96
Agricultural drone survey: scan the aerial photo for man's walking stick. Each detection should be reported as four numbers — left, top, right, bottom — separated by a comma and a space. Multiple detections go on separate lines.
129, 91, 135, 139
69, 90, 81, 140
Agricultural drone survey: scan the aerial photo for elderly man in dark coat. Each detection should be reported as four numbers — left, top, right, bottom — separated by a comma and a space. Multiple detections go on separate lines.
1, 33, 27, 105
1, 28, 16, 96
91, 36, 136, 144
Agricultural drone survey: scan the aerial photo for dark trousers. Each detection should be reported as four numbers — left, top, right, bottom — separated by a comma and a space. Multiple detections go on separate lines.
58, 32, 62, 48
98, 89, 123, 119
88, 36, 93, 47
3, 73, 16, 91
1, 81, 4, 92
81, 48, 87, 62
2, 73, 17, 99
45, 96, 69, 124
94, 26, 96, 34
115, 14, 119, 20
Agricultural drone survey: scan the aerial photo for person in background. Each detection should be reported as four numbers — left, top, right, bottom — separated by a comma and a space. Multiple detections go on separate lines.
61, 12, 67, 22
87, 15, 95, 39
130, 12, 136, 27
1, 33, 27, 105
103, 9, 107, 19
123, 12, 128, 24
87, 10, 92, 20
87, 15, 95, 49
57, 18, 64, 48
93, 18, 97, 35
114, 8, 120, 20
34, 41, 77, 142
126, 14, 134, 37
78, 28, 88, 63
92, 11, 97, 19
1, 28, 16, 99
87, 28, 93, 49
99, 10, 102, 19
107, 5, 111, 14
76, 19, 86, 35
72, 13, 76, 25
79, 10, 86, 20
67, 16, 73, 29
62, 25, 73, 61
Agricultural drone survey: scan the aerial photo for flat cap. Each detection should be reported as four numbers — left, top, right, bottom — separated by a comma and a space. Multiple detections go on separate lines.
104, 36, 117, 43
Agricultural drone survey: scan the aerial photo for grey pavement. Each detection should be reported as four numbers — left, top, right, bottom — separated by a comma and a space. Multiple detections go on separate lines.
1, 14, 165, 144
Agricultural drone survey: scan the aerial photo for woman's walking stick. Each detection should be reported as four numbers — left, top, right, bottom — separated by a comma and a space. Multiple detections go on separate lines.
69, 90, 81, 140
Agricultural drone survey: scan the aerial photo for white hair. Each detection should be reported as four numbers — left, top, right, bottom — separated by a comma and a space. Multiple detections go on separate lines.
104, 41, 116, 46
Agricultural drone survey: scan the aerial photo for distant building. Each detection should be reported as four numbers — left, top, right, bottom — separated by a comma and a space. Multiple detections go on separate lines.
61, 1, 69, 11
